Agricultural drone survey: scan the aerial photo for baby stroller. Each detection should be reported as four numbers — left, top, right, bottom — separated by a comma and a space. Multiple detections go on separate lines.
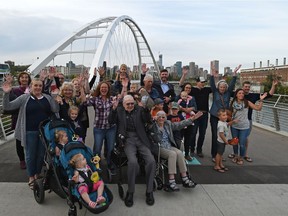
35, 118, 113, 216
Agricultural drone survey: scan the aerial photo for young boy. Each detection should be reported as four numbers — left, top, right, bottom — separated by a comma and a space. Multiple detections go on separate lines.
214, 108, 230, 173
151, 98, 164, 118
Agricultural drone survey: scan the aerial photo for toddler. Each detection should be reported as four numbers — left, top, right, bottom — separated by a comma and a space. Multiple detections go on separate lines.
177, 91, 196, 119
55, 130, 68, 156
70, 153, 105, 208
68, 105, 86, 142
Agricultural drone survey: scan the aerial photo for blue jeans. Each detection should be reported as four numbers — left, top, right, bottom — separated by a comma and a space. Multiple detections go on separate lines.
93, 126, 116, 167
25, 131, 45, 177
190, 112, 209, 153
231, 127, 250, 157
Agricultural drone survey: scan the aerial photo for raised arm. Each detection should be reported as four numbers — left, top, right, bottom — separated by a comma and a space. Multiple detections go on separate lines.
179, 67, 189, 86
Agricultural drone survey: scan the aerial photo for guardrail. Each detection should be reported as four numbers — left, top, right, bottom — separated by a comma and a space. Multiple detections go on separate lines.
0, 88, 287, 143
253, 94, 288, 133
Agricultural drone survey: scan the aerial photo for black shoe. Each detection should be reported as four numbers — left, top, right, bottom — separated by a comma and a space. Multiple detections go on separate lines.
146, 192, 155, 206
124, 192, 134, 207
197, 152, 204, 158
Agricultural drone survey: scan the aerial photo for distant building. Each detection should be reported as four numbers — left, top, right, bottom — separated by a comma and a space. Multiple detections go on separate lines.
157, 54, 163, 70
210, 60, 219, 73
189, 62, 196, 78
175, 61, 182, 77
241, 65, 288, 86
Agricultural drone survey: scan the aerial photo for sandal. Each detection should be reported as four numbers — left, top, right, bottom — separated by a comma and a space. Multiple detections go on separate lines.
28, 180, 35, 190
214, 168, 225, 173
228, 154, 235, 159
220, 166, 229, 171
244, 156, 253, 162
237, 159, 244, 165
182, 178, 197, 188
231, 157, 238, 163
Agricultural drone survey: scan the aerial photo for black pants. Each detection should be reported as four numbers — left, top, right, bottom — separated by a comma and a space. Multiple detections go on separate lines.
16, 139, 25, 161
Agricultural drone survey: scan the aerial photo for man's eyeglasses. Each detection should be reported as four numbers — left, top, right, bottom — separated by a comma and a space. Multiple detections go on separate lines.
126, 102, 134, 106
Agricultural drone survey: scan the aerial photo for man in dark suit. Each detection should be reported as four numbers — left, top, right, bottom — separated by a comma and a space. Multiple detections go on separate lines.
141, 64, 175, 113
108, 95, 156, 207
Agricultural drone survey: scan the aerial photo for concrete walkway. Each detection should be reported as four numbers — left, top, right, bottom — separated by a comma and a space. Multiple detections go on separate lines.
1, 107, 288, 215
1, 183, 288, 216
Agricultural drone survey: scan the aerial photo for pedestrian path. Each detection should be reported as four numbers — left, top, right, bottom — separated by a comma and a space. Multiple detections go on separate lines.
1, 183, 288, 216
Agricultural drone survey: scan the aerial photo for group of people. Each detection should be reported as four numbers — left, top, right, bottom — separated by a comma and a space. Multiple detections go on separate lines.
1, 62, 278, 208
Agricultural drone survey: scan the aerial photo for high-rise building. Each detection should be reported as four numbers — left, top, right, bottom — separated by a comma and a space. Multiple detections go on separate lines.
210, 60, 219, 73
175, 61, 182, 77
189, 62, 196, 78
157, 54, 163, 70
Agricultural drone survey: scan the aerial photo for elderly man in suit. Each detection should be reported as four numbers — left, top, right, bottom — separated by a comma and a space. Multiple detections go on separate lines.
108, 95, 156, 207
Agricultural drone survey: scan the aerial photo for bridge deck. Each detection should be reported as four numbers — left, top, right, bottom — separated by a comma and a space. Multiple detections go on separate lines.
0, 107, 287, 216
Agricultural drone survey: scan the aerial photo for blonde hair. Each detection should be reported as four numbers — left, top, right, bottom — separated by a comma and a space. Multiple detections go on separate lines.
180, 91, 188, 97
59, 82, 76, 97
55, 130, 67, 143
69, 153, 83, 168
68, 105, 79, 116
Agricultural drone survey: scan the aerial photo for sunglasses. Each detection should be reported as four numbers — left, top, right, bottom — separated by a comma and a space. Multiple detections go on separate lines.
126, 102, 134, 106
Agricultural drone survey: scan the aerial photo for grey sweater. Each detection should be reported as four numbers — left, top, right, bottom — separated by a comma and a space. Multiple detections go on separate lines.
3, 92, 59, 147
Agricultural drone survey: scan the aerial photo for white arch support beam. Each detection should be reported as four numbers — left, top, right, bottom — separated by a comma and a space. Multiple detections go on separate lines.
28, 15, 159, 82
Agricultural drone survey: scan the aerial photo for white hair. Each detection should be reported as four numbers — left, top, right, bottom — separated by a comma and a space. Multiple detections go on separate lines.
216, 80, 228, 89
156, 111, 167, 120
143, 74, 153, 82
123, 95, 134, 103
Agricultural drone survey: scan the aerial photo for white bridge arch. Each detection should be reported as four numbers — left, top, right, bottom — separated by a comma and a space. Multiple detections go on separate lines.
28, 15, 159, 81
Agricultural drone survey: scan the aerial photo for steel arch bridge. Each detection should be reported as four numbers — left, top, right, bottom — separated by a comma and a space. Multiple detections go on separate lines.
28, 15, 159, 81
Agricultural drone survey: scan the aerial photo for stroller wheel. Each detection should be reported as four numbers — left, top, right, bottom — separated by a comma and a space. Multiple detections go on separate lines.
68, 206, 77, 216
155, 176, 163, 190
34, 178, 45, 204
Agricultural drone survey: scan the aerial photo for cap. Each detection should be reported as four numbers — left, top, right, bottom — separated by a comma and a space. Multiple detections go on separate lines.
154, 98, 164, 105
171, 102, 179, 109
196, 77, 207, 83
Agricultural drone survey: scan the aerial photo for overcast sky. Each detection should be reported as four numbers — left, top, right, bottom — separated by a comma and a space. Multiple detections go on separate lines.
1, 0, 287, 72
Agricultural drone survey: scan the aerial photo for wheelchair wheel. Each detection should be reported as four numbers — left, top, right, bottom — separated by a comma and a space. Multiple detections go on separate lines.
155, 176, 163, 190
34, 178, 45, 204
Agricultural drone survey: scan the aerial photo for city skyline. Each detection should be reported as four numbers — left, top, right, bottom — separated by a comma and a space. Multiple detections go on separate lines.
1, 0, 288, 73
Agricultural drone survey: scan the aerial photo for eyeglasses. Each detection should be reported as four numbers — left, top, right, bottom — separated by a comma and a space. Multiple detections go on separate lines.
126, 102, 134, 106
158, 116, 166, 119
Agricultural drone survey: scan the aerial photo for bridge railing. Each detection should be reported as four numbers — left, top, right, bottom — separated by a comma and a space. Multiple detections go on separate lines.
253, 94, 288, 133
0, 88, 287, 143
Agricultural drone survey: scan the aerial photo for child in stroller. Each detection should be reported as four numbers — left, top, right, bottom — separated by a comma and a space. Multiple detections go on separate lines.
69, 153, 106, 208
35, 118, 113, 216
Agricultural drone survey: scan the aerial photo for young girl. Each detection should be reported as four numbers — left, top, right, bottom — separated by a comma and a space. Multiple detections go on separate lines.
55, 130, 69, 156
69, 153, 105, 208
68, 105, 86, 142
